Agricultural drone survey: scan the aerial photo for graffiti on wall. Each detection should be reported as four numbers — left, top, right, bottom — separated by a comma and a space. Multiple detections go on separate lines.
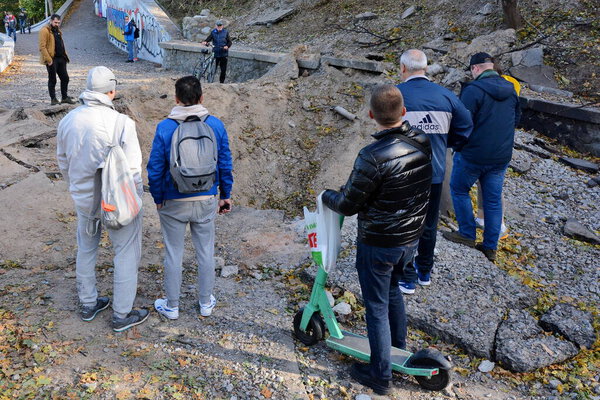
105, 1, 170, 64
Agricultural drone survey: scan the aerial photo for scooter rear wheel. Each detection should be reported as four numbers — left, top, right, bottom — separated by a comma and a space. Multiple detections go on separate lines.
414, 366, 451, 391
293, 308, 325, 346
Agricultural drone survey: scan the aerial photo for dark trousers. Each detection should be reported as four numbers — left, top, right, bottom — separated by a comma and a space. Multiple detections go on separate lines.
356, 240, 416, 381
46, 56, 69, 100
414, 182, 443, 275
215, 56, 227, 83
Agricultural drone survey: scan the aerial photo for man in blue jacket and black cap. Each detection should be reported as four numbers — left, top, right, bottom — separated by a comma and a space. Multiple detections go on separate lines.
443, 52, 521, 262
202, 20, 232, 83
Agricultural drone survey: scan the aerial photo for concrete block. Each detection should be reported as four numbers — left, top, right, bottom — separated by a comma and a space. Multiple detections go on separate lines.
524, 98, 600, 124
248, 8, 295, 25
321, 56, 384, 73
253, 51, 287, 64
296, 54, 320, 70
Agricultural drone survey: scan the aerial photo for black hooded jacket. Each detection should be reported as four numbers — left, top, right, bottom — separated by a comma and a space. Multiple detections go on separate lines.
322, 121, 432, 247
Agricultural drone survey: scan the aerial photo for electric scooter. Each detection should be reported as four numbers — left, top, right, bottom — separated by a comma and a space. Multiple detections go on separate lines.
293, 264, 452, 391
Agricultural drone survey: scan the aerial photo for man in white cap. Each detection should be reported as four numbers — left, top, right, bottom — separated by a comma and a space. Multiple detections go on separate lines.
57, 66, 148, 332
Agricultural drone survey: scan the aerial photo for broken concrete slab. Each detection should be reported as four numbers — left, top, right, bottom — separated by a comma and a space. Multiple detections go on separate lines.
563, 218, 600, 245
0, 172, 76, 266
441, 68, 467, 86
355, 12, 378, 21
478, 3, 494, 15
321, 56, 384, 73
406, 259, 538, 359
0, 108, 55, 148
529, 84, 573, 98
511, 47, 544, 67
427, 63, 445, 76
509, 149, 533, 174
0, 150, 30, 184
558, 156, 599, 173
401, 6, 417, 19
513, 142, 552, 159
258, 54, 299, 81
520, 98, 600, 124
248, 8, 295, 26
495, 310, 579, 372
540, 304, 596, 349
296, 53, 320, 70
511, 65, 558, 88
451, 29, 517, 64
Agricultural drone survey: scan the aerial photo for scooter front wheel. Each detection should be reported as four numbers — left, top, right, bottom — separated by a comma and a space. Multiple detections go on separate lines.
293, 308, 325, 346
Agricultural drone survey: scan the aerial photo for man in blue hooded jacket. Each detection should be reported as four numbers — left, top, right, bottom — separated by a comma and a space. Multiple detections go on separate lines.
396, 49, 472, 293
202, 20, 232, 83
123, 15, 137, 62
147, 75, 233, 320
443, 52, 521, 262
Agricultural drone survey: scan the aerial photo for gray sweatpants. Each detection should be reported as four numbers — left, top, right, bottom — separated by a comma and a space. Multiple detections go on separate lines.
76, 208, 143, 319
158, 197, 217, 307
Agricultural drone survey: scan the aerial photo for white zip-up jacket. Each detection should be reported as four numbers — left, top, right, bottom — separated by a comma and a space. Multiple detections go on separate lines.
57, 90, 142, 213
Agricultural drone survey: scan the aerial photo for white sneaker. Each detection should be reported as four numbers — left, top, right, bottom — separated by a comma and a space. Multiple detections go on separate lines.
154, 298, 179, 320
499, 223, 509, 240
475, 218, 509, 239
199, 295, 216, 317
475, 217, 485, 229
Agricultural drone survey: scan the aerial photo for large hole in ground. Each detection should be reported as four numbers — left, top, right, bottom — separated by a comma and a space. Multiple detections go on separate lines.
117, 69, 384, 216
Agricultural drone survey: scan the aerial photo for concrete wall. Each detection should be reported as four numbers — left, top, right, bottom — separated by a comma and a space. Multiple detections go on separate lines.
159, 40, 387, 82
519, 98, 600, 157
160, 41, 288, 82
0, 34, 15, 74
104, 0, 179, 64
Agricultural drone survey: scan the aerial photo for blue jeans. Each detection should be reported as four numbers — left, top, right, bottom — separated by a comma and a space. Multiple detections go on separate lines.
355, 241, 416, 381
414, 182, 443, 275
127, 40, 134, 60
7, 27, 16, 42
450, 153, 508, 250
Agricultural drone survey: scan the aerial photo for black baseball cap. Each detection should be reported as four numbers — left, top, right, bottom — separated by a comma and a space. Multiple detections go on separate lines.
469, 52, 493, 66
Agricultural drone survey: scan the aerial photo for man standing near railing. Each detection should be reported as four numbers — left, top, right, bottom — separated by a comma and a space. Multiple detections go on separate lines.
201, 20, 232, 83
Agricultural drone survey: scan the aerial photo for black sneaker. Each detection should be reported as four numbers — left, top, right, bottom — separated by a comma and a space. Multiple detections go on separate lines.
349, 362, 391, 395
50, 98, 60, 105
80, 297, 110, 321
442, 230, 476, 248
61, 96, 77, 104
476, 243, 497, 262
112, 309, 149, 332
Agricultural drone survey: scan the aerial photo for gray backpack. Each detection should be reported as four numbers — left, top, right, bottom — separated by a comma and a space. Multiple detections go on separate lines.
170, 115, 218, 193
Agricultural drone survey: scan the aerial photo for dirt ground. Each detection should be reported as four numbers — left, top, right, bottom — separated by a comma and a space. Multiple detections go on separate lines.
1, 1, 598, 399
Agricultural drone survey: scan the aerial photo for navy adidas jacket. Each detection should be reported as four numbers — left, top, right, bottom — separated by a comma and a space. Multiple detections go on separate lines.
397, 77, 472, 184
204, 28, 232, 58
459, 70, 521, 165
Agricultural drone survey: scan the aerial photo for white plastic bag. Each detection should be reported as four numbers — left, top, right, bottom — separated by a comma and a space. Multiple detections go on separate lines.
100, 115, 142, 230
303, 192, 343, 273
101, 144, 142, 230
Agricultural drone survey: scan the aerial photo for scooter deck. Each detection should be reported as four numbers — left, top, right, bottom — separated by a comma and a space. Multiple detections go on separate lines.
326, 330, 412, 371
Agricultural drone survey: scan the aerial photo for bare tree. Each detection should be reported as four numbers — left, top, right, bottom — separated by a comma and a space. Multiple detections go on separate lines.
502, 0, 523, 29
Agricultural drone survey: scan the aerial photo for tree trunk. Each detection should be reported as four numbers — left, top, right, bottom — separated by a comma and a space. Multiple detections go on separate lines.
502, 0, 523, 30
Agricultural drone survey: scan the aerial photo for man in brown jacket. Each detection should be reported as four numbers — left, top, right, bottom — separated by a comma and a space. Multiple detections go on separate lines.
39, 14, 76, 105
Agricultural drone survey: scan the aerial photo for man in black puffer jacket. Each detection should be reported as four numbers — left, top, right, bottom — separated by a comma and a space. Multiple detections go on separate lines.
322, 84, 432, 395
